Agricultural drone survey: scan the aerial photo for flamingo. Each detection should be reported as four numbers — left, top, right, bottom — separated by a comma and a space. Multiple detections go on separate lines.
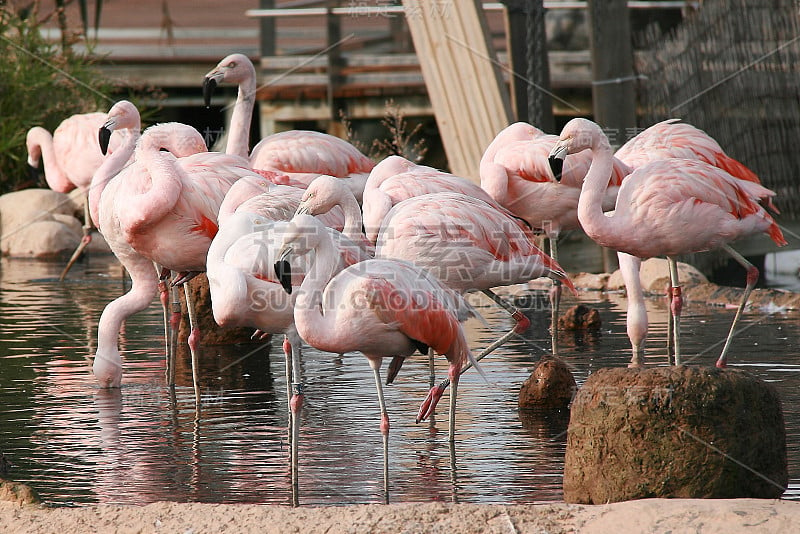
361, 155, 505, 243
202, 53, 375, 201
479, 122, 632, 354
26, 112, 124, 280
613, 118, 783, 365
548, 118, 786, 368
274, 214, 475, 501
92, 121, 209, 390
295, 175, 576, 418
95, 122, 263, 398
207, 204, 367, 506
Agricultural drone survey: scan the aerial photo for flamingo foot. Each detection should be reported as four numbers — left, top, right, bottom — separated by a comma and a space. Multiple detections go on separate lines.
416, 384, 446, 423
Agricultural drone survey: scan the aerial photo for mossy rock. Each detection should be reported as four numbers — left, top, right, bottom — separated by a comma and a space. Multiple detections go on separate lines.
563, 366, 787, 504
518, 356, 576, 410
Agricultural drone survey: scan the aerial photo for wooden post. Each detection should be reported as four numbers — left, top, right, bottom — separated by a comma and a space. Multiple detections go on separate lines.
402, 0, 512, 182
500, 1, 529, 122
258, 0, 275, 57
326, 7, 344, 132
586, 0, 637, 148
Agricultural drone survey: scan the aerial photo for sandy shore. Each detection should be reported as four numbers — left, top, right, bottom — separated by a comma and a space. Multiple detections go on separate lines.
2, 498, 799, 533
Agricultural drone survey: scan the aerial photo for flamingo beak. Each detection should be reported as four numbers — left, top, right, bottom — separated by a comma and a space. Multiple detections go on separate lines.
99, 124, 113, 155
547, 144, 568, 182
274, 247, 293, 294
202, 76, 218, 108
294, 203, 310, 217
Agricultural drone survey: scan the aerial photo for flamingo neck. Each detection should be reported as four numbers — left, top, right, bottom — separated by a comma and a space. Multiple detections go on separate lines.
227, 70, 257, 159
339, 189, 366, 242
94, 250, 159, 387
122, 146, 183, 235
30, 129, 71, 192
90, 130, 138, 228
293, 232, 342, 349
577, 133, 618, 247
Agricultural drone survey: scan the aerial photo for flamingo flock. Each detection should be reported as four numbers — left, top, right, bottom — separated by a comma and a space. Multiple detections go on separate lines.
29, 52, 788, 505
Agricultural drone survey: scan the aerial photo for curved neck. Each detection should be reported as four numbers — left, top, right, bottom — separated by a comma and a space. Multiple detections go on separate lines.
226, 73, 257, 158
293, 232, 342, 349
29, 128, 71, 192
577, 134, 618, 247
90, 131, 138, 228
120, 145, 182, 234
94, 249, 159, 387
339, 190, 366, 242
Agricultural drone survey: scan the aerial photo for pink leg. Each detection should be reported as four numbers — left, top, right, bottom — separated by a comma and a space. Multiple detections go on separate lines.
367, 357, 390, 503
716, 246, 759, 368
668, 258, 683, 366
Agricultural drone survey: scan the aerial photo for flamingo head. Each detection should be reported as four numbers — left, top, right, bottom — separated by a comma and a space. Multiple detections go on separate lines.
203, 53, 255, 107
548, 118, 606, 182
100, 100, 141, 155
93, 351, 123, 388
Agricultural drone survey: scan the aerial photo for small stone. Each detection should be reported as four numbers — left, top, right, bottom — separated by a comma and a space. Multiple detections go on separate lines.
518, 355, 577, 410
0, 478, 41, 505
557, 304, 601, 331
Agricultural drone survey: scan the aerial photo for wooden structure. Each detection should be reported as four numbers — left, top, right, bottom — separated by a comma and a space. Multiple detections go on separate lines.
401, 0, 512, 181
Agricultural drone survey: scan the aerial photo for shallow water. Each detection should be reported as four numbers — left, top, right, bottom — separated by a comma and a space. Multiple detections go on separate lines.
0, 255, 798, 506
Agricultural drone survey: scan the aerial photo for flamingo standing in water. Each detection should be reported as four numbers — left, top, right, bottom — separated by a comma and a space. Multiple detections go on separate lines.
26, 112, 124, 280
202, 53, 375, 201
295, 176, 575, 419
207, 199, 365, 506
548, 118, 786, 368
480, 122, 632, 353
92, 119, 208, 390
274, 214, 475, 501
95, 122, 262, 399
611, 118, 783, 366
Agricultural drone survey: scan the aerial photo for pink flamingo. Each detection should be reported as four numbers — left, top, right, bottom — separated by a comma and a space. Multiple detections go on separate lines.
95, 122, 261, 398
92, 121, 209, 390
361, 155, 505, 243
207, 202, 366, 505
613, 118, 782, 365
202, 53, 375, 201
275, 213, 475, 501
548, 118, 786, 368
480, 122, 632, 352
26, 112, 124, 280
295, 176, 575, 418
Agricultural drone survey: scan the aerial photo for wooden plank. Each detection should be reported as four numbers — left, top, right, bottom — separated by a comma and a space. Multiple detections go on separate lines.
587, 0, 637, 147
402, 0, 512, 182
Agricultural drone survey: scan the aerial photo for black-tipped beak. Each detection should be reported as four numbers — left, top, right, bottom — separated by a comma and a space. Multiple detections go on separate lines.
274, 251, 292, 294
99, 126, 112, 155
202, 77, 217, 108
548, 144, 568, 182
28, 163, 41, 182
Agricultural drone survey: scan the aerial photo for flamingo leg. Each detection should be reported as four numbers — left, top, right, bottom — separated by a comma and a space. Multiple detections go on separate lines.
665, 284, 675, 365
667, 258, 683, 366
285, 333, 304, 507
367, 357, 390, 504
548, 236, 562, 356
182, 281, 201, 405
447, 362, 460, 443
716, 245, 758, 368
59, 194, 94, 281
416, 290, 529, 423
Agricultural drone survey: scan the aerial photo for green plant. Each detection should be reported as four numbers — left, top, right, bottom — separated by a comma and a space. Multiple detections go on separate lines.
0, 5, 113, 191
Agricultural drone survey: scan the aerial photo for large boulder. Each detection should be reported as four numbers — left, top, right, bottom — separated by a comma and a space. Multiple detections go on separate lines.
0, 189, 111, 258
564, 366, 787, 504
